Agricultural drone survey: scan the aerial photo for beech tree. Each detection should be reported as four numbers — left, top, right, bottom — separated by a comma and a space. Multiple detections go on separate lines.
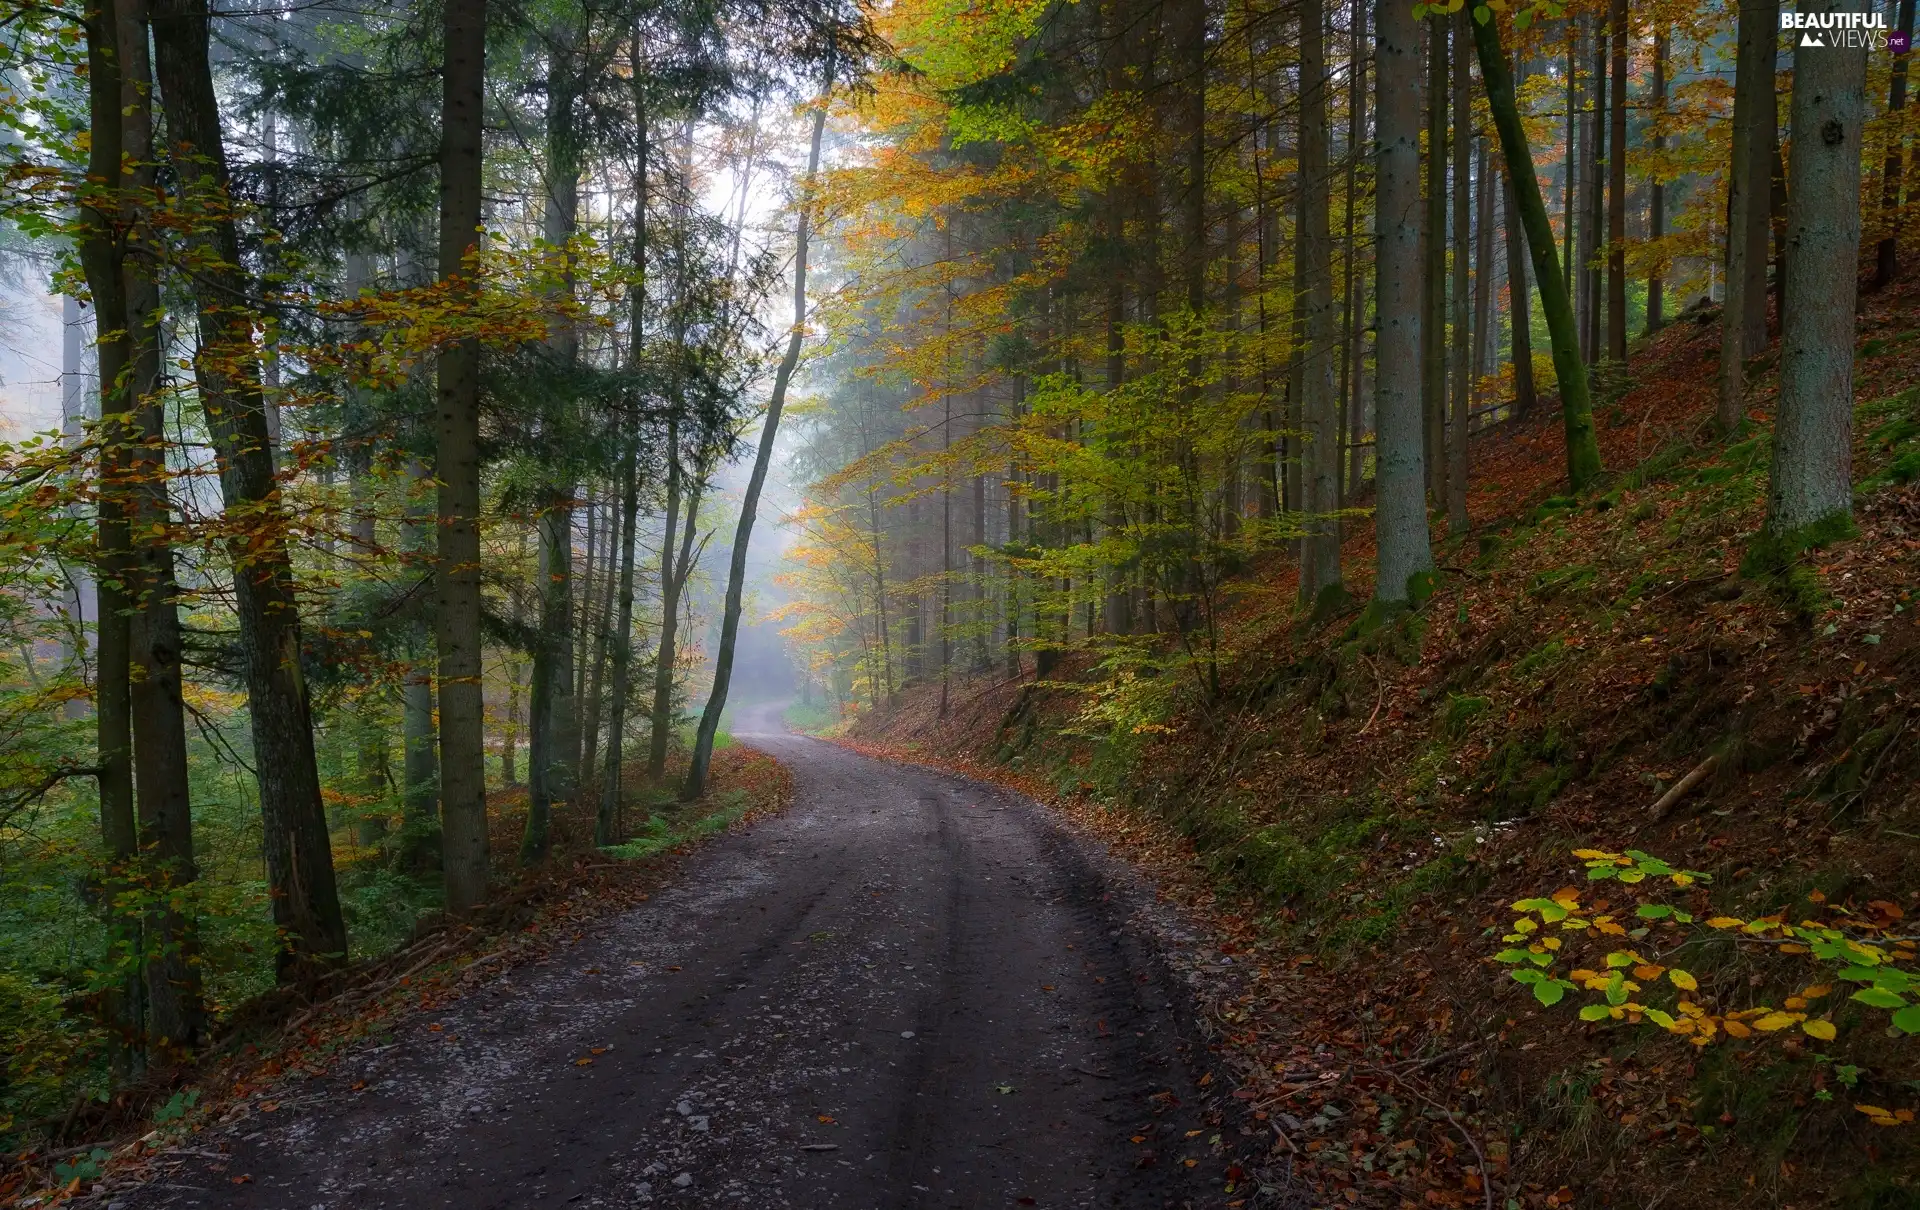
1762, 0, 1869, 543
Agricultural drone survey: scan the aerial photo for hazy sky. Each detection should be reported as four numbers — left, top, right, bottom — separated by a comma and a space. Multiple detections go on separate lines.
0, 278, 71, 440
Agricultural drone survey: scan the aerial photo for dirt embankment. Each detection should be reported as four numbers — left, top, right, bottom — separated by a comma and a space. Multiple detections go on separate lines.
845, 281, 1920, 1209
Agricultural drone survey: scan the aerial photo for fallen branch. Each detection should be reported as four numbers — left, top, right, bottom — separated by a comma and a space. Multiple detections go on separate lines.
1647, 754, 1719, 821
1357, 657, 1386, 736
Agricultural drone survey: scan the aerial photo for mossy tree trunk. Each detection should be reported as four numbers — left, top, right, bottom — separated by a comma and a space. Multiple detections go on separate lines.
1469, 8, 1602, 491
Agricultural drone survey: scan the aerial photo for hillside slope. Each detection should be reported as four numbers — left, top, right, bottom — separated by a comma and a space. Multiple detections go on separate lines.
848, 282, 1920, 1210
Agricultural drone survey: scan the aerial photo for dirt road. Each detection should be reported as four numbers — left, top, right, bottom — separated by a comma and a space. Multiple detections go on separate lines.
118, 704, 1246, 1209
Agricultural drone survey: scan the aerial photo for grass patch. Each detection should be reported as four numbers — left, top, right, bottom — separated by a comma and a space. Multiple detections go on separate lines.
782, 700, 840, 734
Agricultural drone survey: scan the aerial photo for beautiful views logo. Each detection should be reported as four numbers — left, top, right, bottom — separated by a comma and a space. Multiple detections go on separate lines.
1782, 9, 1892, 49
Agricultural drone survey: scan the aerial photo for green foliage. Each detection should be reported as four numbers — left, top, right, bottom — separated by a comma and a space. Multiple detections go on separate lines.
781, 700, 840, 734
53, 1148, 109, 1184
1740, 511, 1859, 617
1475, 727, 1575, 815
1525, 564, 1597, 601
152, 1088, 199, 1125
1441, 694, 1490, 738
1494, 849, 1920, 1065
598, 790, 753, 861
0, 970, 94, 1147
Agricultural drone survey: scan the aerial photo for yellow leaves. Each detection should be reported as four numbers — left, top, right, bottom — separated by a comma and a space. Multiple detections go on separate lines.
1752, 1012, 1798, 1032
1667, 969, 1699, 992
1803, 984, 1833, 999
1856, 1104, 1916, 1127
1801, 1019, 1837, 1041
1707, 917, 1746, 929
1722, 1019, 1753, 1039
1595, 919, 1628, 936
1632, 964, 1666, 981
1550, 886, 1581, 909
1571, 849, 1612, 860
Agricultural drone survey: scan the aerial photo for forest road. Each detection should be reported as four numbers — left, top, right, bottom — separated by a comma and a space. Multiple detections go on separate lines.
118, 701, 1242, 1210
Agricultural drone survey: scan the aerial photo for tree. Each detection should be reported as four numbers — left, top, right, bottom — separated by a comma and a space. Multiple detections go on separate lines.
435, 0, 491, 914
683, 75, 829, 800
1872, 0, 1916, 289
75, 0, 142, 1068
1298, 0, 1342, 603
112, 0, 205, 1050
1761, 1, 1868, 544
1371, 0, 1434, 606
1645, 26, 1668, 333
1605, 0, 1627, 365
150, 0, 348, 979
1425, 17, 1450, 507
1719, 0, 1778, 432
1468, 3, 1602, 491
1502, 164, 1537, 417
1448, 11, 1470, 534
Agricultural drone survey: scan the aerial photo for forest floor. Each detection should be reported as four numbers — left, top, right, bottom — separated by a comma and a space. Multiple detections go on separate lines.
844, 284, 1920, 1208
45, 702, 1283, 1210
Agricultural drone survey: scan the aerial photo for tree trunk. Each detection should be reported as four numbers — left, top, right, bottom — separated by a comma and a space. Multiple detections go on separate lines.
1424, 18, 1450, 508
1563, 20, 1578, 290
1174, 0, 1207, 316
1342, 0, 1369, 499
434, 0, 491, 914
524, 51, 583, 864
1447, 11, 1471, 535
1872, 0, 1916, 289
581, 497, 618, 799
108, 0, 203, 1049
399, 458, 441, 873
502, 660, 522, 787
1720, 0, 1778, 430
1503, 162, 1538, 417
150, 0, 346, 981
1646, 29, 1668, 332
1471, 9, 1602, 490
1582, 18, 1605, 361
1607, 0, 1628, 364
683, 79, 829, 800
575, 495, 600, 773
647, 435, 683, 780
524, 497, 577, 863
1299, 0, 1342, 602
1372, 0, 1435, 604
77, 0, 143, 1070
1763, 0, 1867, 540
597, 445, 642, 843
1473, 136, 1495, 404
